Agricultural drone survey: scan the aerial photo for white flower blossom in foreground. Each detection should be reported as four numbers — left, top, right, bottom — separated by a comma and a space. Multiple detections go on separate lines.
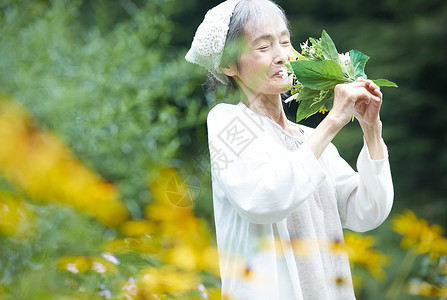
198, 283, 208, 299
122, 277, 138, 296
284, 93, 299, 103
93, 261, 107, 273
98, 287, 112, 299
101, 252, 120, 265
279, 67, 289, 85
66, 263, 79, 273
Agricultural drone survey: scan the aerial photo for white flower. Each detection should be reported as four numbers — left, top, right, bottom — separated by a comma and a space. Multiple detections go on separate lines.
66, 263, 79, 273
98, 289, 112, 299
300, 40, 309, 51
92, 262, 106, 273
338, 52, 354, 79
198, 283, 208, 299
279, 67, 289, 84
122, 277, 138, 296
284, 93, 299, 103
101, 252, 120, 265
339, 52, 350, 65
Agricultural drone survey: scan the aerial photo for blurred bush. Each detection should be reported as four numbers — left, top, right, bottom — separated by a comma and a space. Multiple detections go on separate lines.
0, 0, 218, 298
0, 0, 209, 217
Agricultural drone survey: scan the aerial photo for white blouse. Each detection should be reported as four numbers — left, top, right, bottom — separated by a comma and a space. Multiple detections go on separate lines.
207, 101, 394, 300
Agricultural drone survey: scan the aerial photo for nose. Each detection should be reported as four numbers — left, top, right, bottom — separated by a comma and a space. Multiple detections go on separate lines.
273, 45, 290, 65
273, 55, 285, 65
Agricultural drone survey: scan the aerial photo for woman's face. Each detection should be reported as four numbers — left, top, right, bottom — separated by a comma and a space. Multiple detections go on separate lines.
230, 15, 295, 96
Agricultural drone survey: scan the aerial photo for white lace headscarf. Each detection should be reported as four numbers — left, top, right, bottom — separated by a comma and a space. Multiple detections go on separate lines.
185, 0, 242, 85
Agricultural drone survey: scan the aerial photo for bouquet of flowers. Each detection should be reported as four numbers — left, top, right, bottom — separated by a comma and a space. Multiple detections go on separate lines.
283, 30, 397, 122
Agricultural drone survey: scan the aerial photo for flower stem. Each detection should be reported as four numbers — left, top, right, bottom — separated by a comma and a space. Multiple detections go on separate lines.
384, 248, 417, 300
427, 255, 439, 285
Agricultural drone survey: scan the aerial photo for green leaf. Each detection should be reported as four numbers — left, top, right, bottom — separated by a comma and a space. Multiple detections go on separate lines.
349, 49, 370, 79
296, 87, 320, 102
321, 30, 339, 63
290, 60, 349, 90
296, 89, 334, 122
372, 79, 398, 87
296, 97, 322, 122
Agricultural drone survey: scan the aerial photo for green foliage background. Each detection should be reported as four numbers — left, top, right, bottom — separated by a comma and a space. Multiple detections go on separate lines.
0, 0, 446, 299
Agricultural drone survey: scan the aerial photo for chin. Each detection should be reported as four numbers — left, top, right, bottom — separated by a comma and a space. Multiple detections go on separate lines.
269, 83, 290, 95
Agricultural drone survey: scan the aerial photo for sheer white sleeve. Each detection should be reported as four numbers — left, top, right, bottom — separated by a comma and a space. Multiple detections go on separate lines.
207, 104, 327, 224
324, 140, 394, 232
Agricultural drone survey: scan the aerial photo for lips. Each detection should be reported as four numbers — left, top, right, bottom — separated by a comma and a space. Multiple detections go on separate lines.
273, 67, 288, 79
273, 70, 285, 77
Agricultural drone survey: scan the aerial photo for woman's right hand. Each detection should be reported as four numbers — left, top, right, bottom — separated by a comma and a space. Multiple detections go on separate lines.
306, 78, 382, 159
305, 78, 381, 159
328, 78, 382, 130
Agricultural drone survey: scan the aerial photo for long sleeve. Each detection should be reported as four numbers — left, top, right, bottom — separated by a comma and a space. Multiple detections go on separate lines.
207, 103, 326, 224
324, 139, 394, 232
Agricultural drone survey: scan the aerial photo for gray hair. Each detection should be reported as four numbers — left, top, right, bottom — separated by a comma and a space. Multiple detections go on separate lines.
206, 0, 290, 92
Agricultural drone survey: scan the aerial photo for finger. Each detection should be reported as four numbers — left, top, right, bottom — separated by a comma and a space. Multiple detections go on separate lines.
361, 82, 382, 99
365, 80, 381, 95
347, 81, 369, 88
371, 92, 381, 102
375, 89, 383, 99
354, 85, 381, 99
360, 89, 381, 103
366, 84, 382, 100
368, 86, 382, 98
355, 78, 382, 97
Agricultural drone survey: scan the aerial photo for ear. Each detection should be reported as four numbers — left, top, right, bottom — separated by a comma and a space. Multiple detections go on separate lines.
220, 64, 238, 77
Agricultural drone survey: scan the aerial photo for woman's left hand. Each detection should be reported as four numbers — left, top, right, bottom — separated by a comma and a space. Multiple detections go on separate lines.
353, 78, 382, 125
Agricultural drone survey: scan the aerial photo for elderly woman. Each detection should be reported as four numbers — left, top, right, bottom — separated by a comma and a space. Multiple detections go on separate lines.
186, 0, 393, 299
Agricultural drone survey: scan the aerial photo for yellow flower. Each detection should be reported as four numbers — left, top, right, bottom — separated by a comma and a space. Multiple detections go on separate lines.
392, 210, 447, 258
0, 97, 129, 227
57, 256, 91, 274
216, 253, 269, 287
138, 266, 199, 296
327, 238, 347, 256
120, 220, 155, 237
318, 107, 328, 114
343, 232, 390, 280
0, 192, 34, 237
259, 236, 318, 261
332, 276, 352, 288
102, 236, 161, 255
406, 281, 447, 298
149, 168, 195, 208
164, 245, 199, 271
291, 238, 318, 260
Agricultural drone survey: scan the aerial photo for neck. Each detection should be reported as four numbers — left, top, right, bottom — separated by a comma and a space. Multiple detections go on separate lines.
239, 86, 288, 129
